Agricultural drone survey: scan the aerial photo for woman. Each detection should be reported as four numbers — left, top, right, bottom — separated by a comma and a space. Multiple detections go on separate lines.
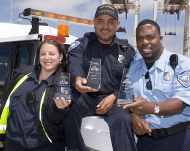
0, 40, 71, 151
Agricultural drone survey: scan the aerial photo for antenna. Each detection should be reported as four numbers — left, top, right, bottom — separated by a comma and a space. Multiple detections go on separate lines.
9, 0, 13, 23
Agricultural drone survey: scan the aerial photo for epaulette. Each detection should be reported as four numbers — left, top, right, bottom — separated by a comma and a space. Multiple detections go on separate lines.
83, 32, 97, 41
118, 38, 129, 50
14, 65, 35, 75
68, 32, 97, 52
75, 32, 96, 42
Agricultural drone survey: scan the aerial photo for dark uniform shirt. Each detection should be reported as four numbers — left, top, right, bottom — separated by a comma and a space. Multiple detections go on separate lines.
6, 68, 54, 148
68, 32, 135, 101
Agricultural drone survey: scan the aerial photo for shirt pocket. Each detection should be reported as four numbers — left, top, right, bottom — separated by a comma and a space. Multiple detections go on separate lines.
154, 79, 172, 92
11, 88, 22, 98
111, 59, 124, 79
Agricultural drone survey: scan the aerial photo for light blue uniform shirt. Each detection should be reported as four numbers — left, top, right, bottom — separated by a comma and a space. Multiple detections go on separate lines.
126, 49, 190, 129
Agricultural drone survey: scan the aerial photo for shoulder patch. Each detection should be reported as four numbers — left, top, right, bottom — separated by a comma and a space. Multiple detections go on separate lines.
68, 41, 80, 52
177, 70, 190, 88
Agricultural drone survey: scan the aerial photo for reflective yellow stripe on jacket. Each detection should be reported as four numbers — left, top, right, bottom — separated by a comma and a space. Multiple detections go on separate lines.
0, 73, 52, 143
39, 89, 52, 143
0, 74, 30, 134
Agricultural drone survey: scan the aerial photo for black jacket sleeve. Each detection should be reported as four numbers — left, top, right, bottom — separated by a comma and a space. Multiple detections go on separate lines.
67, 34, 90, 86
45, 98, 69, 124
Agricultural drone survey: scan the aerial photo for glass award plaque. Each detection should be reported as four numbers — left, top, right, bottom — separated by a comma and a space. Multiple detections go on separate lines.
54, 72, 71, 100
117, 68, 133, 105
86, 58, 101, 89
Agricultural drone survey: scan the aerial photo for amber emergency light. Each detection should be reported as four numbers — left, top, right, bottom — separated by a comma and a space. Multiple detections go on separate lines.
44, 24, 68, 43
57, 24, 69, 37
23, 8, 93, 26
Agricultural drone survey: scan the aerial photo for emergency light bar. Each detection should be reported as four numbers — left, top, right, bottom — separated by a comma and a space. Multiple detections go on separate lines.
44, 35, 66, 43
23, 8, 93, 26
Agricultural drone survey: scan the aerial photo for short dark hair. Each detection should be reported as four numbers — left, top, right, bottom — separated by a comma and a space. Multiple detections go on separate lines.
136, 19, 161, 35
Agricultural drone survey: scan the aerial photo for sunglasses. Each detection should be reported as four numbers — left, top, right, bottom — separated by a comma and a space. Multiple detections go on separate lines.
145, 71, 152, 90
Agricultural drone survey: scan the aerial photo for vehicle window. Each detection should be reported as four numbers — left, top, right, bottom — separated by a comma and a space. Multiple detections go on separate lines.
14, 44, 30, 69
0, 43, 12, 83
14, 42, 39, 69
0, 41, 39, 102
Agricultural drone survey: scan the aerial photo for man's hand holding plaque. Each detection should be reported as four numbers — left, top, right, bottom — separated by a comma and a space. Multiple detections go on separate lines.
74, 77, 98, 93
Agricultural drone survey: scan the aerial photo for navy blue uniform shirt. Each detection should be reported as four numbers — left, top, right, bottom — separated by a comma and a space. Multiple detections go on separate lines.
6, 68, 54, 148
68, 32, 135, 101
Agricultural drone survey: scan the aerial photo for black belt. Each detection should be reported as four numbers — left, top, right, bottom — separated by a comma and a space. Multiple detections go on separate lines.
150, 121, 190, 138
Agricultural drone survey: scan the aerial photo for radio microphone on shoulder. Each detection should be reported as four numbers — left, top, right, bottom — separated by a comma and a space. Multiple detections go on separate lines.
169, 54, 178, 71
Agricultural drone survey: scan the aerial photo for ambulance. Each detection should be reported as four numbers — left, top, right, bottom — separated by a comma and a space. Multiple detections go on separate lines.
0, 8, 112, 151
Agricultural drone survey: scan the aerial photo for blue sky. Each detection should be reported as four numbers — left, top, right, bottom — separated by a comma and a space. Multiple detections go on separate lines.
0, 0, 186, 54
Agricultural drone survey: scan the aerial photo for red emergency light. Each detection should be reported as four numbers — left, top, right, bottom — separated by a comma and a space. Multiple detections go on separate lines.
44, 35, 66, 43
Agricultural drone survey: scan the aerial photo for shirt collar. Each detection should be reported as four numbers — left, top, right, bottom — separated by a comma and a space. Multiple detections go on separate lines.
112, 36, 122, 45
153, 48, 170, 72
29, 68, 55, 85
140, 48, 170, 74
93, 33, 121, 46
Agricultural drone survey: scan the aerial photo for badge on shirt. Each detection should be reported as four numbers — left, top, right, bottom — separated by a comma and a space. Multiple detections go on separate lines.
118, 55, 125, 63
68, 41, 80, 52
177, 70, 190, 88
163, 72, 172, 81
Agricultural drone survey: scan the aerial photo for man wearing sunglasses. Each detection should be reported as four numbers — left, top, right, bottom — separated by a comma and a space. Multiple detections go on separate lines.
123, 19, 190, 151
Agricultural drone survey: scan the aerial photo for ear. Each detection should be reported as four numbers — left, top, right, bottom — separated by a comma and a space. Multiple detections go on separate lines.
160, 36, 163, 40
59, 54, 63, 62
117, 21, 120, 30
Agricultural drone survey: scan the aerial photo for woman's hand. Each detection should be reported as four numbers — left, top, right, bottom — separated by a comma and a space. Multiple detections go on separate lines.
54, 97, 71, 109
0, 141, 4, 148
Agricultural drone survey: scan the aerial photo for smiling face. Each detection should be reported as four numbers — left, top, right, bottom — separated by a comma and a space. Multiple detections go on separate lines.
94, 14, 119, 44
39, 43, 63, 74
136, 24, 163, 63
